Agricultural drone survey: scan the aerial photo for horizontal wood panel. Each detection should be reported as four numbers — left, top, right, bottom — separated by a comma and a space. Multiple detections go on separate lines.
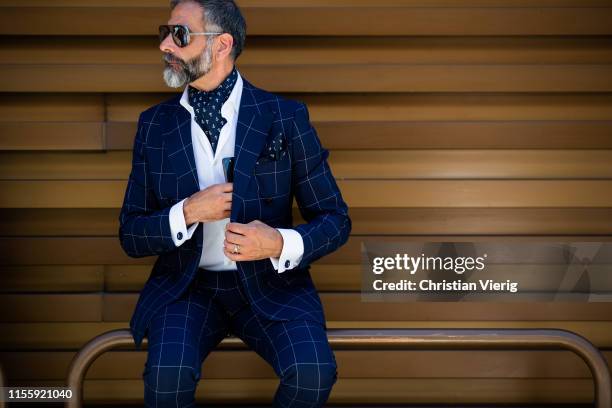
0, 180, 123, 208
101, 92, 612, 122
7, 263, 609, 293
3, 150, 612, 180
4, 293, 612, 322
5, 378, 596, 404
105, 293, 612, 322
0, 294, 102, 322
0, 265, 104, 292
108, 264, 612, 293
79, 377, 592, 404
2, 350, 607, 380
2, 321, 612, 350
1, 4, 611, 36
3, 236, 612, 266
0, 264, 357, 293
107, 120, 612, 150
105, 264, 360, 292
5, 121, 612, 151
4, 92, 612, 150
3, 208, 612, 237
0, 94, 103, 121
6, 36, 612, 66
0, 122, 104, 151
329, 150, 612, 179
0, 322, 127, 349
2, 180, 612, 208
0, 151, 130, 180
340, 180, 612, 207
1, 4, 610, 403
6, 0, 612, 5
4, 92, 612, 121
4, 64, 612, 93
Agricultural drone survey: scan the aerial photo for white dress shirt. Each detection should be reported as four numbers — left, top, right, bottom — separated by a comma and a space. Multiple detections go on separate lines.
167, 69, 304, 273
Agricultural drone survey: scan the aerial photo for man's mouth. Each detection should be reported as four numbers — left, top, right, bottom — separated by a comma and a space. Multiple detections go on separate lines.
165, 58, 182, 67
167, 62, 183, 71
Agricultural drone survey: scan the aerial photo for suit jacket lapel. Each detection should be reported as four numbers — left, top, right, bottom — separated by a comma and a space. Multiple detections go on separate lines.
162, 76, 274, 221
164, 101, 201, 199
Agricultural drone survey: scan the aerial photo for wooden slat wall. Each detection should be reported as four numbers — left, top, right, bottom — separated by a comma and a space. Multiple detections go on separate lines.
1, 0, 612, 405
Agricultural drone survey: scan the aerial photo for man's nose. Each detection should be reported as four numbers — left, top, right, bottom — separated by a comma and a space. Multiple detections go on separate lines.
159, 34, 177, 54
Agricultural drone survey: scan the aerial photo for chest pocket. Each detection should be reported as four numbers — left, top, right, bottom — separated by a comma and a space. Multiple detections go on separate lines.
253, 155, 292, 198
252, 138, 293, 224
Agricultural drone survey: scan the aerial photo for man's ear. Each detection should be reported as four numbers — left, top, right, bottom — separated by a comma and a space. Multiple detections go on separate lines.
216, 33, 234, 60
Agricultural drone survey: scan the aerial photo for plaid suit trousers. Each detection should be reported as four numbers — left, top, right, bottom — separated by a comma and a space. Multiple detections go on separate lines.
143, 267, 338, 407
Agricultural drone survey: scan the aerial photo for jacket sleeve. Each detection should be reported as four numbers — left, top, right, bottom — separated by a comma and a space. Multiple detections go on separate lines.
290, 101, 352, 269
118, 111, 177, 258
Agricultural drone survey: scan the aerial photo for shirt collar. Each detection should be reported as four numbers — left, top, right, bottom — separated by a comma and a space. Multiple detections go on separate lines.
179, 68, 242, 117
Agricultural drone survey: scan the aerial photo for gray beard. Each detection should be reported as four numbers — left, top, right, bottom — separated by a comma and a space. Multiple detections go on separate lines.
162, 47, 213, 88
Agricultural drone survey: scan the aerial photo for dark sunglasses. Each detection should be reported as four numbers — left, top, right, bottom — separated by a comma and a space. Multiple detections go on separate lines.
159, 24, 223, 48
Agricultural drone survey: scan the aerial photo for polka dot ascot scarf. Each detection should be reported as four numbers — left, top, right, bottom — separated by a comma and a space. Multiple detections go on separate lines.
187, 66, 238, 155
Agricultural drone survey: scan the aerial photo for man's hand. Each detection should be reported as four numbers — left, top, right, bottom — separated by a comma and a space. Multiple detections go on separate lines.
183, 182, 233, 225
223, 220, 284, 261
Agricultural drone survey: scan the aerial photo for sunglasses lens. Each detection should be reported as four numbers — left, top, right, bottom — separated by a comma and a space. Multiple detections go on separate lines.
159, 25, 170, 43
159, 25, 189, 47
172, 25, 188, 47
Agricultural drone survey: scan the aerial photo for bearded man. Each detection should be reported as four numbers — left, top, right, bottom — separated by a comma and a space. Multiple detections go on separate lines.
117, 1, 352, 406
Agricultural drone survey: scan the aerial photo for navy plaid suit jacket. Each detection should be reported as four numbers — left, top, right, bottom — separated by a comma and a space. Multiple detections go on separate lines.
118, 76, 352, 348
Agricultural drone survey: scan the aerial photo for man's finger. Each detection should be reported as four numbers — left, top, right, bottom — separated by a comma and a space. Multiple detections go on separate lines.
224, 248, 248, 261
223, 239, 242, 253
224, 231, 247, 245
226, 222, 247, 235
219, 182, 233, 192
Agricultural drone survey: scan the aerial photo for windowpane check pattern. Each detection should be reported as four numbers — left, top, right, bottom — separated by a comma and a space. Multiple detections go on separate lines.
143, 268, 338, 407
118, 74, 352, 361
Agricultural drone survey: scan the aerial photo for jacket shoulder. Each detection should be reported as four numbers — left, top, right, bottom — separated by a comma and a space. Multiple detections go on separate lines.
243, 80, 304, 118
138, 94, 181, 123
133, 94, 181, 146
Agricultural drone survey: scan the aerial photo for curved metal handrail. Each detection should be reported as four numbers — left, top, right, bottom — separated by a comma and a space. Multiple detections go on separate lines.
65, 328, 611, 408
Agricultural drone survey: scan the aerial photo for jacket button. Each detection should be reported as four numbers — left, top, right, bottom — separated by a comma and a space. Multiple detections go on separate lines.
177, 232, 183, 240
285, 260, 290, 268
264, 197, 273, 204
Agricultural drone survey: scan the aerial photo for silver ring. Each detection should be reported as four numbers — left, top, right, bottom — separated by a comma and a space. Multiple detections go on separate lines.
233, 244, 240, 254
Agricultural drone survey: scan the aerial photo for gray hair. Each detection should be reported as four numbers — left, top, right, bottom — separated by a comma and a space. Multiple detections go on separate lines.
170, 0, 247, 61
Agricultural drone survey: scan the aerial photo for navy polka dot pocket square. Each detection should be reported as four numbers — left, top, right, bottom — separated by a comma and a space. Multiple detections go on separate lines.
257, 132, 288, 164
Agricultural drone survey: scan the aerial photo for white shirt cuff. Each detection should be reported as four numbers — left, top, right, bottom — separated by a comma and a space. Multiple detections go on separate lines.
169, 198, 198, 247
269, 228, 304, 273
